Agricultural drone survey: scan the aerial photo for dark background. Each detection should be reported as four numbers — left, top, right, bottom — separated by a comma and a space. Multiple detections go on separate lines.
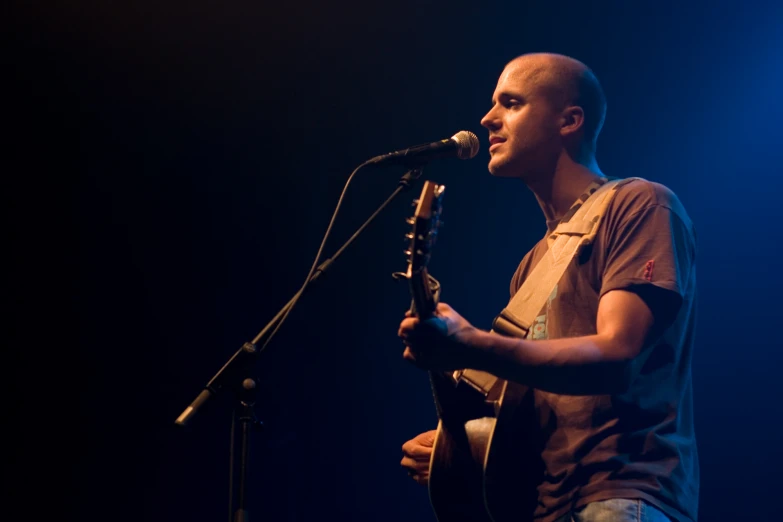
10, 0, 783, 520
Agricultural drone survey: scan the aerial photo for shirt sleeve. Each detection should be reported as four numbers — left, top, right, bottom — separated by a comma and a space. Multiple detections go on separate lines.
599, 201, 696, 314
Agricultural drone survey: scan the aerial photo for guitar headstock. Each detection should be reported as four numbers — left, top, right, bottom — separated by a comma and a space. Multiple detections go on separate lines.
405, 180, 446, 274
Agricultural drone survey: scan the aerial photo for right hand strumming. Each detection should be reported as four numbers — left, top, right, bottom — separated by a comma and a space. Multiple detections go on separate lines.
400, 429, 437, 485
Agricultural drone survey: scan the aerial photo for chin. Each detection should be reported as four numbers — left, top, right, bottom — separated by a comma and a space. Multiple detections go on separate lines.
488, 156, 523, 179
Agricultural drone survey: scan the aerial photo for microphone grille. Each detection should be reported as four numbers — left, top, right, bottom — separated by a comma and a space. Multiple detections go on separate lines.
451, 130, 480, 160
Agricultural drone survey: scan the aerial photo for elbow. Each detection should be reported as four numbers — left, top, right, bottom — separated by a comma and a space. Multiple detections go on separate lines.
547, 358, 635, 396
577, 358, 634, 395
612, 359, 635, 393
598, 337, 641, 394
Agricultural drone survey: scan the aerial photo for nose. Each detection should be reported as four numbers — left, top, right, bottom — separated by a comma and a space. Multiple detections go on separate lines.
480, 106, 500, 131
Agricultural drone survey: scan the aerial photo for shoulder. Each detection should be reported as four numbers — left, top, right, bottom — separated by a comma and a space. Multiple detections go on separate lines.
607, 177, 692, 228
509, 235, 548, 296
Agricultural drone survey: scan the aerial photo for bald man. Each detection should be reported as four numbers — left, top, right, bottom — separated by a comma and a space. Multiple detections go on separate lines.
399, 54, 699, 522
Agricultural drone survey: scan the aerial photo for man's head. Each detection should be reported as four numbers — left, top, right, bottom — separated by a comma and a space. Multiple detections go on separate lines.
479, 53, 606, 180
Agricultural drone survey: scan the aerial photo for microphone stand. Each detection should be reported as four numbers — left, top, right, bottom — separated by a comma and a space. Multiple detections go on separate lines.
175, 165, 427, 522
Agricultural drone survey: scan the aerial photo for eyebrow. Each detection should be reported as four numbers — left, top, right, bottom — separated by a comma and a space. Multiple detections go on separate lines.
491, 92, 524, 105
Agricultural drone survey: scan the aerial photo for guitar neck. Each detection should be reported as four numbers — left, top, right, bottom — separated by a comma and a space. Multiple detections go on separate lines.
409, 267, 437, 320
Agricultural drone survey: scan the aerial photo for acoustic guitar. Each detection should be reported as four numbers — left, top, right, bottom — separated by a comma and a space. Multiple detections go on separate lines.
396, 180, 541, 522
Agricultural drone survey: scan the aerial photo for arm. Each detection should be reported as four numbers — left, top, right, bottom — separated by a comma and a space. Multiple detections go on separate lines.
470, 288, 659, 395
401, 286, 674, 396
401, 185, 693, 395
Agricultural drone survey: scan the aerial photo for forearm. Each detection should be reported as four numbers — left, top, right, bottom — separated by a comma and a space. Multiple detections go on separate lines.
470, 330, 634, 395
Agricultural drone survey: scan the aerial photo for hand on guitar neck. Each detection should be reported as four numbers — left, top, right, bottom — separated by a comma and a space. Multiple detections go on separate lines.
396, 181, 540, 522
398, 303, 481, 373
395, 179, 483, 373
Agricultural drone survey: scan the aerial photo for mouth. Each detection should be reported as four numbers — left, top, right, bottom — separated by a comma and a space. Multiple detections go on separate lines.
489, 137, 505, 152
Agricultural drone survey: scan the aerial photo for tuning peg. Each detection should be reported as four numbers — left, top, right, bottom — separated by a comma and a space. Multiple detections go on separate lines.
405, 217, 415, 225
411, 198, 420, 206
403, 249, 412, 257
404, 233, 414, 240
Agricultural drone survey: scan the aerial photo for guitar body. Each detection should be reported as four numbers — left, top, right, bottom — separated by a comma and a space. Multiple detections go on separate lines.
428, 377, 541, 522
482, 380, 542, 522
427, 373, 498, 522
398, 181, 542, 522
429, 417, 495, 522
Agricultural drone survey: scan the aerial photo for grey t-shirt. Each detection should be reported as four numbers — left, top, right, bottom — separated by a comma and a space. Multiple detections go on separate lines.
508, 178, 699, 522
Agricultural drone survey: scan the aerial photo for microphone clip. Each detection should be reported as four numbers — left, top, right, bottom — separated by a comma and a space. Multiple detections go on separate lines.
398, 166, 425, 190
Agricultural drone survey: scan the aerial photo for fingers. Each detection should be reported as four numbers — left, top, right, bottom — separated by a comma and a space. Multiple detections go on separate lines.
404, 304, 450, 320
421, 316, 449, 337
403, 345, 434, 370
411, 474, 429, 485
403, 468, 429, 485
400, 456, 430, 486
416, 429, 438, 446
399, 312, 449, 370
399, 317, 446, 341
402, 439, 434, 460
398, 317, 419, 339
401, 431, 436, 486
401, 450, 431, 463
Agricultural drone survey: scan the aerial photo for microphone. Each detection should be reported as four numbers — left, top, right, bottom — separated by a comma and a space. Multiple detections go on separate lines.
367, 130, 480, 167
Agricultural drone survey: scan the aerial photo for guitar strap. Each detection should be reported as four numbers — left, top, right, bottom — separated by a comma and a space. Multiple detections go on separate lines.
456, 177, 636, 396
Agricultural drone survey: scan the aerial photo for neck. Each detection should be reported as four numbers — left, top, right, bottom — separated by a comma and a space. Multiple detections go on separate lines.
527, 153, 604, 223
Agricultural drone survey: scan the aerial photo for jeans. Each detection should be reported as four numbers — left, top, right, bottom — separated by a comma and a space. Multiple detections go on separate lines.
555, 498, 672, 522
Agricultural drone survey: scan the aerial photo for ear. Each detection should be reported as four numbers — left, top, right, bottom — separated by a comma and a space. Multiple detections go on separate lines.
560, 105, 585, 139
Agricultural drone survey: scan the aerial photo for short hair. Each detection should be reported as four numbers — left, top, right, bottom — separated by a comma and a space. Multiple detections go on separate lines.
574, 67, 606, 151
521, 53, 607, 152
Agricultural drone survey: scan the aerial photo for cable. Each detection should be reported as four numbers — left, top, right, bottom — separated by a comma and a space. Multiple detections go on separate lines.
258, 160, 373, 353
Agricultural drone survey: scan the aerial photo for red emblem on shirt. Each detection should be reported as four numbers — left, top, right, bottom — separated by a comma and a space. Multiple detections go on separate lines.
644, 260, 655, 281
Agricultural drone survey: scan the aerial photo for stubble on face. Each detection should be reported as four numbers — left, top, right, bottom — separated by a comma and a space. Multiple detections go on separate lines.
483, 53, 587, 181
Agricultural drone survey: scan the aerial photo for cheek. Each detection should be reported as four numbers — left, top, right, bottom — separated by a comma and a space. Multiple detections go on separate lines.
508, 115, 539, 142
519, 118, 559, 149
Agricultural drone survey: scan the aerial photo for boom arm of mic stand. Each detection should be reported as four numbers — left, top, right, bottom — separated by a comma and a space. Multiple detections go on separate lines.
174, 166, 425, 427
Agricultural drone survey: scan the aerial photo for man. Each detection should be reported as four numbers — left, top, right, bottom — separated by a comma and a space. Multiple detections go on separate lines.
398, 53, 699, 522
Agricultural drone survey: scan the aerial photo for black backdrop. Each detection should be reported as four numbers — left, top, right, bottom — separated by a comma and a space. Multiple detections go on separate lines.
9, 1, 783, 520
